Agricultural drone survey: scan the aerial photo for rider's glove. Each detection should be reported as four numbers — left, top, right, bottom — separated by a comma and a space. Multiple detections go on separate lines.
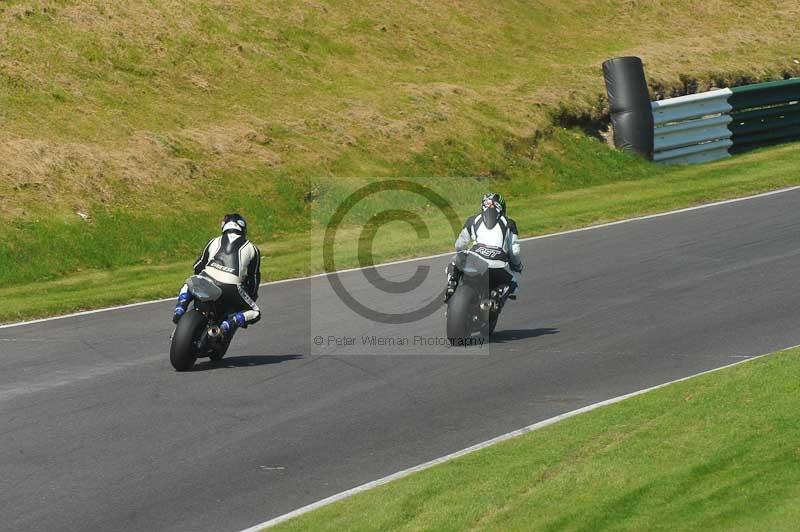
511, 262, 523, 273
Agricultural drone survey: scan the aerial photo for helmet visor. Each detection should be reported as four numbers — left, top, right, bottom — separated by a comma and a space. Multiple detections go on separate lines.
482, 197, 501, 213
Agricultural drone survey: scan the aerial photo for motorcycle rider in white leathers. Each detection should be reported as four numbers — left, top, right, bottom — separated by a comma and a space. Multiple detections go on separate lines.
445, 193, 522, 302
172, 213, 261, 336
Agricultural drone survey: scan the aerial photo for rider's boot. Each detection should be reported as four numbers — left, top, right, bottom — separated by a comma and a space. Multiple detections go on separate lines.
172, 292, 192, 324
508, 279, 518, 300
220, 312, 246, 337
444, 266, 462, 303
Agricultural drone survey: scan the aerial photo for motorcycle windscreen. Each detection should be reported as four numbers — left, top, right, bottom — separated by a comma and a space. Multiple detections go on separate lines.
457, 251, 511, 295
455, 252, 488, 275
457, 252, 494, 296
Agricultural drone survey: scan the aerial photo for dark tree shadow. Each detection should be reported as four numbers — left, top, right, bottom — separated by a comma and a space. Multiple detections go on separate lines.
192, 354, 303, 371
489, 328, 560, 343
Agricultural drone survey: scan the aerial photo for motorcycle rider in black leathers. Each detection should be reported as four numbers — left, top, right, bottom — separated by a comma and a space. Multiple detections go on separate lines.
172, 213, 261, 336
445, 193, 522, 302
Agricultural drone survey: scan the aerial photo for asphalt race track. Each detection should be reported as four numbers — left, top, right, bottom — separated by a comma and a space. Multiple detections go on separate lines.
3, 189, 800, 532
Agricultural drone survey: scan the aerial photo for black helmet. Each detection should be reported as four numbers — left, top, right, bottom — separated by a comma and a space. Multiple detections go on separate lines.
481, 192, 505, 215
221, 213, 247, 237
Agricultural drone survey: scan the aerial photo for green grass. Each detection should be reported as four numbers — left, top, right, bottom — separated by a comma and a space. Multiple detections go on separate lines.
5, 0, 795, 150
2, 4, 799, 247
1, 140, 797, 323
2, 1, 799, 321
270, 347, 800, 531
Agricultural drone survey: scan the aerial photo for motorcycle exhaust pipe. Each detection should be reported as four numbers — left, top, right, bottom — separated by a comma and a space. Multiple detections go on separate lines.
208, 326, 222, 338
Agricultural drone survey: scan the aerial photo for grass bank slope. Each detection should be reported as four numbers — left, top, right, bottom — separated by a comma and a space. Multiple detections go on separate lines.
272, 347, 800, 531
1, 0, 799, 318
1, 140, 798, 322
4, 1, 798, 212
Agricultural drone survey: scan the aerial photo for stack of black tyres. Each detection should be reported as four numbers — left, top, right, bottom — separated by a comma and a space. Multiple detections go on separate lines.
602, 56, 654, 160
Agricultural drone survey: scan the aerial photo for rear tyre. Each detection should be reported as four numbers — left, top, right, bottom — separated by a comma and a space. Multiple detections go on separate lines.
209, 334, 232, 361
447, 285, 476, 346
170, 310, 206, 371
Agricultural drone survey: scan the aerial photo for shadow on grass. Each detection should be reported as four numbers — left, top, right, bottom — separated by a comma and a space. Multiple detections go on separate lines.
192, 354, 303, 371
490, 328, 560, 343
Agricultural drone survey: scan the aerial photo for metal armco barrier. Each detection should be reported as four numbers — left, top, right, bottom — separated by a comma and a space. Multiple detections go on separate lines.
647, 78, 799, 164
602, 56, 800, 164
728, 78, 800, 154
651, 89, 733, 164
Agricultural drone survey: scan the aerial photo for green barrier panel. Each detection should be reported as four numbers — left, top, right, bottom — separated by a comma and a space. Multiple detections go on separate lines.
727, 78, 800, 152
729, 78, 800, 110
733, 124, 800, 144
731, 102, 800, 122
729, 125, 800, 154
730, 113, 800, 136
731, 137, 800, 154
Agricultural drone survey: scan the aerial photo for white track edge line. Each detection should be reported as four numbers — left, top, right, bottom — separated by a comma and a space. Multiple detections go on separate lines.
3, 185, 798, 330
239, 344, 799, 532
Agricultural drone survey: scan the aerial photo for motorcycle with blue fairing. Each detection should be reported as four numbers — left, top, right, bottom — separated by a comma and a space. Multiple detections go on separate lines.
170, 275, 236, 371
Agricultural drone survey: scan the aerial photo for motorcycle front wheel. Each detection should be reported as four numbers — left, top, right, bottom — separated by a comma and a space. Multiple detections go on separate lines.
446, 284, 476, 346
482, 309, 499, 338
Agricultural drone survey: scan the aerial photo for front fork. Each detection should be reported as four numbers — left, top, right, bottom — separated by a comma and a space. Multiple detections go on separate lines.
480, 286, 511, 313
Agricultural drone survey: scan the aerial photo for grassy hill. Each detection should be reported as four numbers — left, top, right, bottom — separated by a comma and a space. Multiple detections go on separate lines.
1, 0, 799, 317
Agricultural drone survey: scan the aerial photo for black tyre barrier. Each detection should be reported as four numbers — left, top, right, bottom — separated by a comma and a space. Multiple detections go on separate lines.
603, 56, 654, 160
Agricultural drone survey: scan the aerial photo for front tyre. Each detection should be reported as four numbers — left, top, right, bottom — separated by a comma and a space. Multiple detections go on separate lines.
447, 284, 476, 346
170, 310, 206, 371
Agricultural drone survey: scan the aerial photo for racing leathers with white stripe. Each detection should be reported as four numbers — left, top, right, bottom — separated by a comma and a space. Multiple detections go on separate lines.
447, 213, 521, 298
455, 213, 522, 271
179, 232, 261, 325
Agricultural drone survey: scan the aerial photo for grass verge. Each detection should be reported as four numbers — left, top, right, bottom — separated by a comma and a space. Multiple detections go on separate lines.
2, 0, 800, 303
270, 347, 800, 531
2, 141, 798, 323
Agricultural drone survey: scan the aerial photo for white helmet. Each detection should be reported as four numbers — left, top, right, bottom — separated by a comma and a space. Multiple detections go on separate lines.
221, 213, 247, 237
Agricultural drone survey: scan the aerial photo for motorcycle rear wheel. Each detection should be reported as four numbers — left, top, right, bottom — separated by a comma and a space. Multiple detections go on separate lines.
170, 310, 206, 371
209, 334, 232, 361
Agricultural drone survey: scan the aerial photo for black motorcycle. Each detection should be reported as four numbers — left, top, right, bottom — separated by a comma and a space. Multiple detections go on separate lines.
170, 275, 236, 371
446, 248, 515, 344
